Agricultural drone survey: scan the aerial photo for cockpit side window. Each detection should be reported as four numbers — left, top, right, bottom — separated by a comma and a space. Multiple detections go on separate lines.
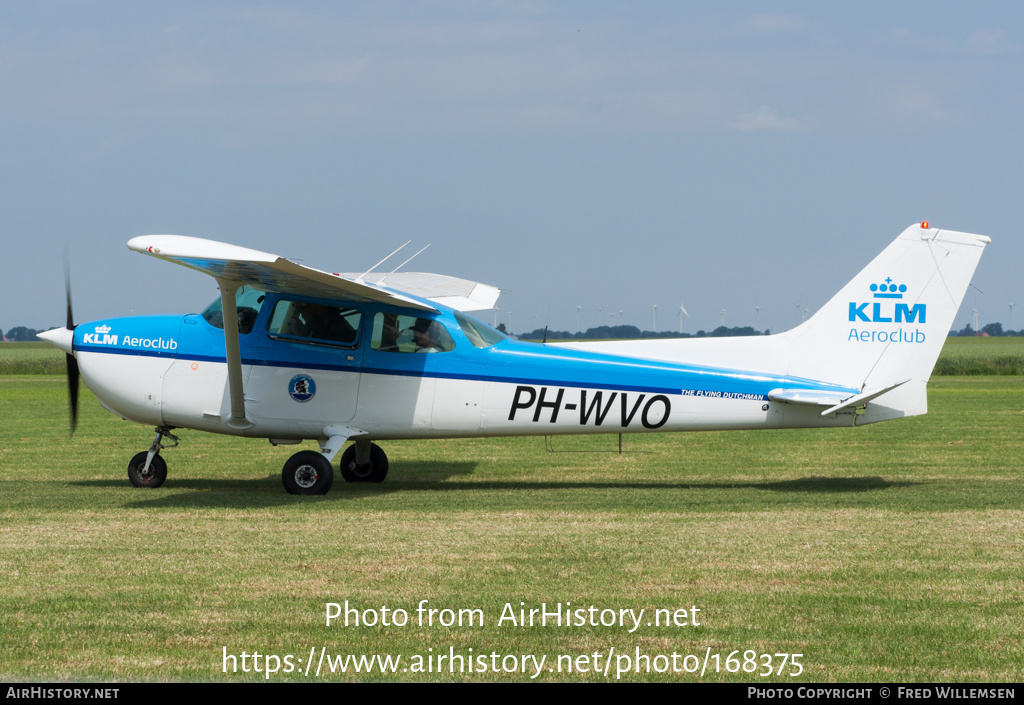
371, 313, 455, 353
266, 300, 361, 347
200, 286, 266, 335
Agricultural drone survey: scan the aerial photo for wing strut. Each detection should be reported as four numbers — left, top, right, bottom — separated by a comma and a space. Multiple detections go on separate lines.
218, 279, 253, 430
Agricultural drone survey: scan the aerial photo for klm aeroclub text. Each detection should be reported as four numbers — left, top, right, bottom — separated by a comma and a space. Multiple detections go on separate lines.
848, 279, 928, 343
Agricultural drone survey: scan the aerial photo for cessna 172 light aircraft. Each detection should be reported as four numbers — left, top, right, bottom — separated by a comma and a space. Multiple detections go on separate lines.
38, 222, 989, 495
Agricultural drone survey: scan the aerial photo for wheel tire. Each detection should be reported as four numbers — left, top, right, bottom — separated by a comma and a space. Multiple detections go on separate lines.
282, 450, 334, 495
339, 443, 389, 483
127, 451, 168, 488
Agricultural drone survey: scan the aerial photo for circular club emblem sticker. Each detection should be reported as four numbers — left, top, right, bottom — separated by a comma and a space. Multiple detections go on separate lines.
288, 374, 316, 403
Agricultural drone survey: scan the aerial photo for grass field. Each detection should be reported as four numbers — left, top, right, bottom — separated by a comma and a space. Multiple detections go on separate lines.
0, 342, 66, 375
0, 373, 1021, 682
932, 337, 1024, 375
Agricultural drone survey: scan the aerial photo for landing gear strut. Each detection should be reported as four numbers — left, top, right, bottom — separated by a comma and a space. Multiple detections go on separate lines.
128, 427, 177, 488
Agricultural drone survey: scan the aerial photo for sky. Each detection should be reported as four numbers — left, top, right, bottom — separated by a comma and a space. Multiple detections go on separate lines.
3, 1, 1023, 336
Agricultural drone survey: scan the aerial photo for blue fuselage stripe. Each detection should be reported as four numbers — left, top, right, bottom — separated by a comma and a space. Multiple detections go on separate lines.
77, 344, 686, 395
74, 309, 859, 401
75, 344, 830, 400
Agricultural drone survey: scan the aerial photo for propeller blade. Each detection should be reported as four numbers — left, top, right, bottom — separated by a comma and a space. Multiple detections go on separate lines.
63, 247, 79, 434
63, 248, 76, 331
67, 353, 79, 433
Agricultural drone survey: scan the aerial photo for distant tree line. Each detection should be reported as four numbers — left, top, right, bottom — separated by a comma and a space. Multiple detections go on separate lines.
517, 324, 770, 341
2, 326, 45, 342
949, 322, 1024, 337
522, 321, 1024, 341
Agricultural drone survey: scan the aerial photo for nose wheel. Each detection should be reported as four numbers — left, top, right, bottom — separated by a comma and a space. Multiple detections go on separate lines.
128, 452, 168, 487
127, 427, 177, 488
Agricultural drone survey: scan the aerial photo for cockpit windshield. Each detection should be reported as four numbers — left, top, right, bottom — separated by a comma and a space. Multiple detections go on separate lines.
454, 312, 506, 348
200, 286, 266, 335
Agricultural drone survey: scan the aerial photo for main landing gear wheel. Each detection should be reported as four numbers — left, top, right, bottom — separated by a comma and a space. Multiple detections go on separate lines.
339, 443, 388, 483
127, 452, 168, 488
282, 450, 334, 495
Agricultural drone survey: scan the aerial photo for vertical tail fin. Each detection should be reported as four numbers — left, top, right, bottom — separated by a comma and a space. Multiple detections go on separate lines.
560, 222, 989, 424
784, 223, 990, 422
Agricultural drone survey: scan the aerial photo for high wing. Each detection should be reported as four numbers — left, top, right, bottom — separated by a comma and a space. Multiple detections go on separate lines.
128, 235, 501, 311
127, 235, 436, 311
342, 272, 500, 312
126, 234, 501, 432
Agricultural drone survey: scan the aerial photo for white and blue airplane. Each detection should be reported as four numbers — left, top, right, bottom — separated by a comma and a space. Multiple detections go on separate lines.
38, 222, 989, 494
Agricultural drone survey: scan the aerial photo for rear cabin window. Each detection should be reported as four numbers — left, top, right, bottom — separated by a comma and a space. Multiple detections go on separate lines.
371, 313, 455, 353
267, 300, 362, 347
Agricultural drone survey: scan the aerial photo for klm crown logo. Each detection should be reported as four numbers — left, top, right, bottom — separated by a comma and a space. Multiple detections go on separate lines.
84, 324, 118, 346
849, 277, 926, 323
870, 278, 906, 299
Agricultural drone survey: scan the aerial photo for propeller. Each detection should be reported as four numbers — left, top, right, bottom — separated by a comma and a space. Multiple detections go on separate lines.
63, 249, 80, 434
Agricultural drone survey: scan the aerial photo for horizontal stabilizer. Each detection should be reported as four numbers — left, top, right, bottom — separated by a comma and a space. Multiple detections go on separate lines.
768, 388, 848, 407
769, 379, 911, 416
819, 379, 909, 417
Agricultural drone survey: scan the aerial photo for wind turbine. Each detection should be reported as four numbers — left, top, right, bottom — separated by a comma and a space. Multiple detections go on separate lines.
576, 305, 582, 334
720, 309, 727, 326
755, 305, 761, 328
1009, 303, 1015, 331
678, 302, 689, 334
652, 303, 658, 332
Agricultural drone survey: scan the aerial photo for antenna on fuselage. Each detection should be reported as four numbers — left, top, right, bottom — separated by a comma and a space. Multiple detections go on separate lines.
355, 240, 411, 284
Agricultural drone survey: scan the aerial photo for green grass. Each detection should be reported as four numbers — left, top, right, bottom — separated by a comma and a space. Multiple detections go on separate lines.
0, 342, 66, 375
0, 375, 1021, 682
932, 337, 1024, 375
